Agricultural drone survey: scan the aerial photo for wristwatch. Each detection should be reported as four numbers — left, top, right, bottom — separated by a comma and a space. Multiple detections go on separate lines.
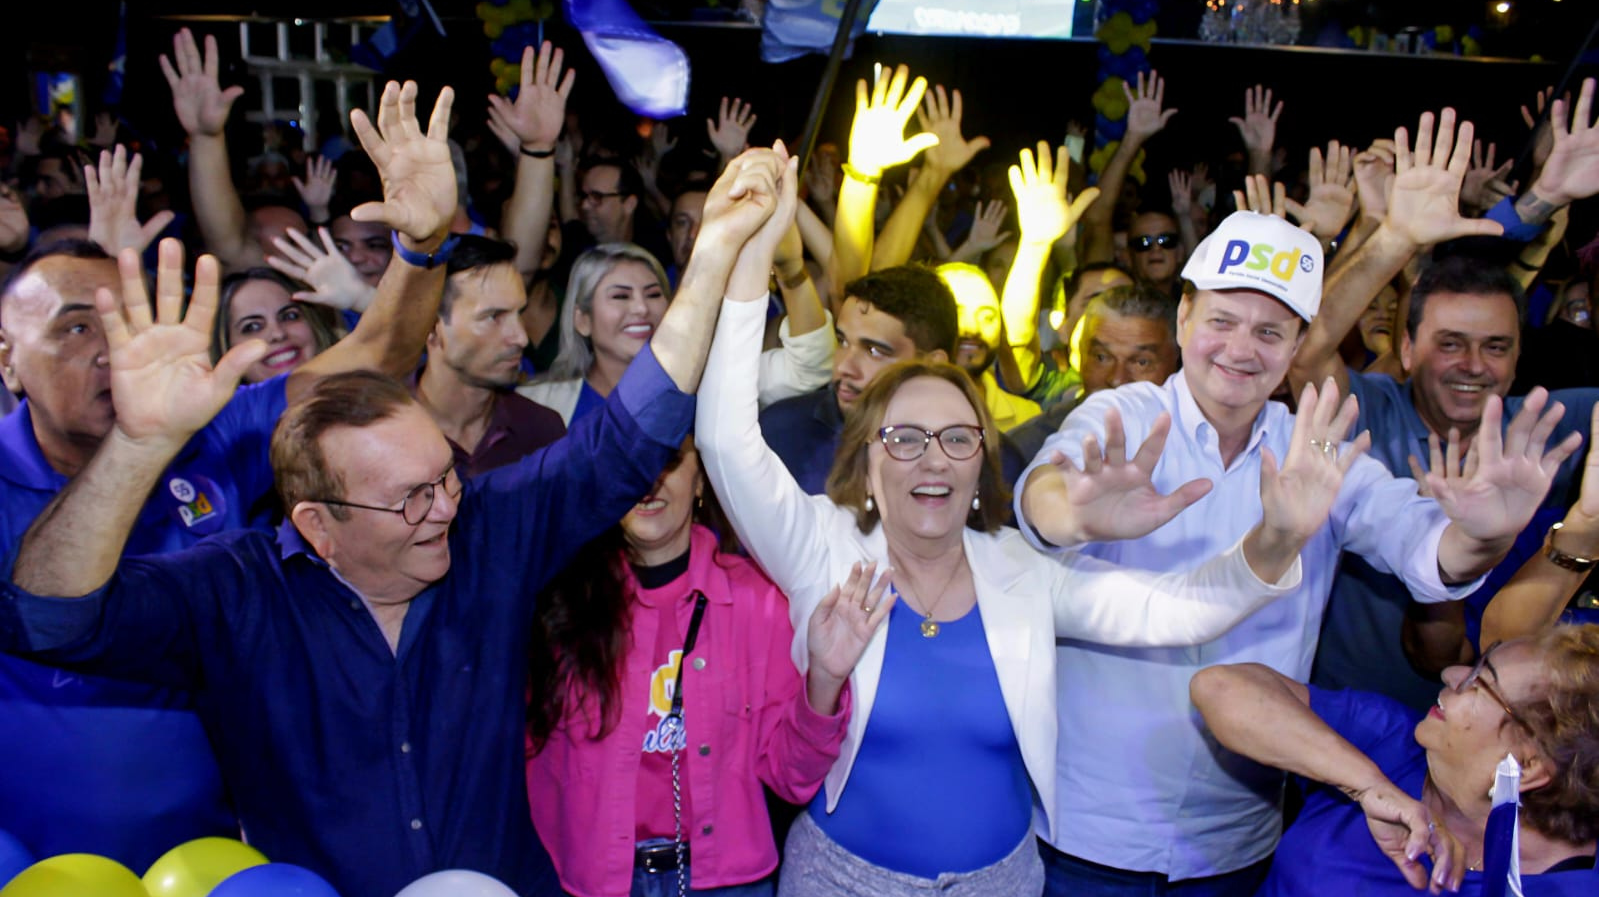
1544, 522, 1599, 573
389, 231, 460, 269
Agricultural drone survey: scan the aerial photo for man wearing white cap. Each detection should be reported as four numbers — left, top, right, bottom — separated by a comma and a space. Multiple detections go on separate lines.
1015, 209, 1579, 895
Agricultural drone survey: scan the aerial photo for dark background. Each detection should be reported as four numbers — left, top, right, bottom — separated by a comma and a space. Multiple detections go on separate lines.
5, 1, 1595, 196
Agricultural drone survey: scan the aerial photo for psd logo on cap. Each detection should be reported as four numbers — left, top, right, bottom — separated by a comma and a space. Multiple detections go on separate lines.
1216, 239, 1313, 283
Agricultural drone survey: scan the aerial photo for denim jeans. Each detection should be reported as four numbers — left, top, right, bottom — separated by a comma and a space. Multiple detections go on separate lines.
1038, 840, 1270, 897
627, 866, 776, 897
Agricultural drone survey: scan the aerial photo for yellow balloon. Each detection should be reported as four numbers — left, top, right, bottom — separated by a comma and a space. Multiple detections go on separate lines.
0, 854, 147, 897
1091, 77, 1129, 121
142, 837, 267, 897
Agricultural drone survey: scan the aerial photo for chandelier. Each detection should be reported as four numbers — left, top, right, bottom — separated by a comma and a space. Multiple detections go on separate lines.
1199, 0, 1303, 45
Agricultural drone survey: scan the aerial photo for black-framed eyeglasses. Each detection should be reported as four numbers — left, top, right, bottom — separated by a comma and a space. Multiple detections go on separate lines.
578, 190, 623, 205
1456, 641, 1531, 733
1130, 233, 1180, 253
312, 466, 462, 526
877, 425, 985, 461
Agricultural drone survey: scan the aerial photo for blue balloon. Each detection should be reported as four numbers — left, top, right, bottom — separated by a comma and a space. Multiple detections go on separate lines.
1098, 118, 1127, 142
0, 829, 32, 889
207, 863, 341, 897
1129, 0, 1159, 23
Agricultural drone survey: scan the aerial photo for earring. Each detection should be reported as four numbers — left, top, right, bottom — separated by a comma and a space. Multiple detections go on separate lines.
972, 495, 981, 511
864, 496, 875, 512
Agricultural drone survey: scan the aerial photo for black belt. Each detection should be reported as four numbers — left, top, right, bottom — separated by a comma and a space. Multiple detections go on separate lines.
635, 840, 691, 873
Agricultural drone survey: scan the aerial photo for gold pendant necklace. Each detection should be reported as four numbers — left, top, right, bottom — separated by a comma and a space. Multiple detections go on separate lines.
895, 576, 958, 639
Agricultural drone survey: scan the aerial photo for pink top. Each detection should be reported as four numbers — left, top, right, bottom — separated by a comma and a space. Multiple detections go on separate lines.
527, 525, 850, 897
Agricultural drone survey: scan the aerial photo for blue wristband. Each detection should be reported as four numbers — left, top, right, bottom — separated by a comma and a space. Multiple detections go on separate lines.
390, 231, 461, 269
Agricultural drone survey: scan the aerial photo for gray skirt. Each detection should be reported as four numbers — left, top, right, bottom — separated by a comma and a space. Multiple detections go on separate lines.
776, 811, 1044, 897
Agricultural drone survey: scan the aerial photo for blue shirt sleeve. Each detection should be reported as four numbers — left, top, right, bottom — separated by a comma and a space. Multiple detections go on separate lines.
464, 343, 693, 604
200, 375, 289, 511
1308, 686, 1426, 773
1484, 196, 1545, 244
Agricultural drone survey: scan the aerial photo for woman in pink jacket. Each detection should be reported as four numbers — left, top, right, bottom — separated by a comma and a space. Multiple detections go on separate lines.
527, 439, 889, 897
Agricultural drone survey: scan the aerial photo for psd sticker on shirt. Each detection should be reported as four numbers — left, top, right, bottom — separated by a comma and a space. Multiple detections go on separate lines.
166, 474, 227, 536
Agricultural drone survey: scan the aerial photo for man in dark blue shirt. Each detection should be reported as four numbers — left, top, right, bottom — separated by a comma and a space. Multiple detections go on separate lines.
761, 265, 957, 493
0, 140, 791, 897
0, 79, 470, 870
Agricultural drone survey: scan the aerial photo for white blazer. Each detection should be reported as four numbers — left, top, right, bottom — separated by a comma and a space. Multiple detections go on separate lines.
697, 297, 1302, 841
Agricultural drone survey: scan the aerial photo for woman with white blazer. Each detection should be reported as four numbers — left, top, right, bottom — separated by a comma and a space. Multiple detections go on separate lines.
693, 173, 1371, 892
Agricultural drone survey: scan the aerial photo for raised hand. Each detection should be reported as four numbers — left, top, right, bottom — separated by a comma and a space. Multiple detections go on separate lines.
1258, 379, 1369, 543
915, 85, 990, 176
347, 81, 457, 245
1528, 77, 1599, 207
1385, 108, 1503, 247
1009, 141, 1098, 245
99, 240, 269, 449
159, 28, 243, 137
1423, 389, 1583, 549
1233, 173, 1289, 219
720, 142, 799, 300
707, 96, 757, 162
1353, 138, 1395, 222
1043, 408, 1214, 543
1284, 141, 1356, 240
1122, 69, 1178, 142
1459, 140, 1516, 215
15, 116, 45, 158
268, 226, 376, 312
1230, 84, 1282, 165
86, 146, 177, 255
1354, 782, 1464, 894
291, 155, 337, 222
486, 41, 574, 154
0, 183, 29, 253
846, 64, 939, 177
1522, 85, 1556, 170
807, 561, 896, 690
954, 199, 1011, 259
1168, 168, 1194, 218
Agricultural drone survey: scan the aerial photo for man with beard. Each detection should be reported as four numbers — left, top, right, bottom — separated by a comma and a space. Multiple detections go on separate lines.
940, 261, 1041, 431
413, 235, 566, 476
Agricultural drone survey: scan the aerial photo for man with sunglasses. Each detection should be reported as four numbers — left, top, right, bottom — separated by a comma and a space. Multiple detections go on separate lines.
0, 141, 794, 897
1127, 211, 1187, 300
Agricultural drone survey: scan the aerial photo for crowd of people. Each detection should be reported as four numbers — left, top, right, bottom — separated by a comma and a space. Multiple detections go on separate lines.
0, 22, 1597, 897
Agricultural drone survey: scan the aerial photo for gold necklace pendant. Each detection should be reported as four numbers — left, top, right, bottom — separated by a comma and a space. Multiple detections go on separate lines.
920, 616, 940, 638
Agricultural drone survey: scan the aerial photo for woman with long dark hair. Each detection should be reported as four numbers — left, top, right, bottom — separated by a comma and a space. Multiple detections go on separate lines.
527, 438, 885, 897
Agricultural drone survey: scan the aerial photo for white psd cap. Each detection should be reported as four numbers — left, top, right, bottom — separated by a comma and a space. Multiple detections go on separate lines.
1181, 210, 1324, 321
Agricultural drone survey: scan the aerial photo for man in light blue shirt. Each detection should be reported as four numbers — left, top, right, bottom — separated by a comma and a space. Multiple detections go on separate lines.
1016, 200, 1578, 892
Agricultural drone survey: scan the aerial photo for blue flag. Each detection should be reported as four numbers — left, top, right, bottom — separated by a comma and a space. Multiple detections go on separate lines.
760, 0, 882, 64
566, 0, 689, 119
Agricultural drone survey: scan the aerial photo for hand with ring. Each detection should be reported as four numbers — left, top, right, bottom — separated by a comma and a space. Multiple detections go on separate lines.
1258, 377, 1372, 545
804, 561, 896, 715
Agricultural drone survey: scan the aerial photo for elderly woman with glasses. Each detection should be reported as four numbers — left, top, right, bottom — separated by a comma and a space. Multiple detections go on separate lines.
1192, 626, 1599, 896
695, 173, 1368, 895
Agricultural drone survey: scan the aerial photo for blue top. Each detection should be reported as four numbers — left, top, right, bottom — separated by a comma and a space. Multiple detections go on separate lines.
570, 378, 607, 425
1483, 196, 1547, 244
809, 597, 1031, 877
0, 376, 286, 871
1313, 373, 1598, 709
1260, 687, 1597, 897
0, 347, 693, 897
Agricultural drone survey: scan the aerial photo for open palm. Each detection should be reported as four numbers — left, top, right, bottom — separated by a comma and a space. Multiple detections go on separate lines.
1388, 109, 1502, 246
1051, 409, 1213, 543
103, 242, 267, 446
348, 81, 458, 243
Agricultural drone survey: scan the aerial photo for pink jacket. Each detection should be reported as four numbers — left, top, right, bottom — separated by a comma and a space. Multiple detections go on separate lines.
527, 525, 850, 897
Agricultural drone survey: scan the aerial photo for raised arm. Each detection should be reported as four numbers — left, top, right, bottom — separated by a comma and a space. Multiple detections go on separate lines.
284, 81, 459, 404
1191, 663, 1464, 893
1479, 403, 1599, 644
85, 146, 176, 256
1507, 78, 1599, 229
1229, 84, 1281, 177
829, 64, 938, 299
160, 28, 258, 270
489, 42, 573, 286
1081, 70, 1175, 265
870, 85, 988, 270
12, 242, 269, 597
1288, 108, 1501, 396
1004, 141, 1097, 391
